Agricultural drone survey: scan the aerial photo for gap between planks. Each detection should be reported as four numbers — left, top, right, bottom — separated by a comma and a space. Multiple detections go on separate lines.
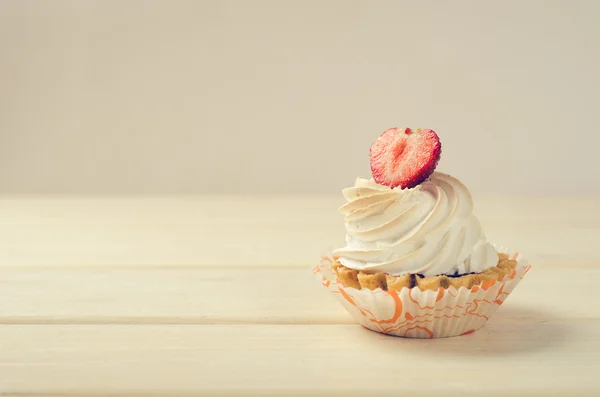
1, 259, 600, 270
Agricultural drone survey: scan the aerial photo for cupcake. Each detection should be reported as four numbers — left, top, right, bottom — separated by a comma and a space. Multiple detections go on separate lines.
315, 127, 531, 338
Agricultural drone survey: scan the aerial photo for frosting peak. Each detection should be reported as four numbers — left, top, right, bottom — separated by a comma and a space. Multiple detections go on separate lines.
333, 172, 497, 276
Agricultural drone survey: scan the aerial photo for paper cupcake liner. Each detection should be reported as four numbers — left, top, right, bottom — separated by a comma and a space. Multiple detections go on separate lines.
313, 247, 531, 339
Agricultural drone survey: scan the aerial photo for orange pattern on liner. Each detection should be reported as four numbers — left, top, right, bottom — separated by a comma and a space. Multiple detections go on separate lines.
404, 326, 434, 339
314, 253, 531, 339
436, 288, 445, 302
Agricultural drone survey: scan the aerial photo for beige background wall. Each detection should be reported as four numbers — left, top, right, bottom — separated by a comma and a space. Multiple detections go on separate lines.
1, 0, 598, 195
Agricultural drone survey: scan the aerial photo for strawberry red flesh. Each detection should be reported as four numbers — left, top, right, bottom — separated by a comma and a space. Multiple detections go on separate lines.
370, 127, 441, 189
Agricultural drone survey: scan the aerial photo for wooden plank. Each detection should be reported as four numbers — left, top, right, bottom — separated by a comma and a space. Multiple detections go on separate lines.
0, 268, 346, 324
0, 322, 598, 396
1, 267, 598, 323
0, 196, 598, 268
0, 196, 344, 267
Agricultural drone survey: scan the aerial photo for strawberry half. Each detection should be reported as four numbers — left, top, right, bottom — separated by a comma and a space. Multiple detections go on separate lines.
370, 127, 441, 189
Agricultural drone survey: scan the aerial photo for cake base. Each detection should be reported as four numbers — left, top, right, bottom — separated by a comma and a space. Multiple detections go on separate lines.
332, 253, 518, 291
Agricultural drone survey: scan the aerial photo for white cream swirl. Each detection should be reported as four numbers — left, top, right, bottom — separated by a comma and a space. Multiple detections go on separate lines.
333, 172, 497, 276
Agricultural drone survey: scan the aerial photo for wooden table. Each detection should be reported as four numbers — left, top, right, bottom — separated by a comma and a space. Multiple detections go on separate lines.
1, 196, 599, 396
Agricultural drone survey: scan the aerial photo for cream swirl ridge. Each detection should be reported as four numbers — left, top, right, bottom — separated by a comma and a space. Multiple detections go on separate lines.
333, 172, 498, 276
